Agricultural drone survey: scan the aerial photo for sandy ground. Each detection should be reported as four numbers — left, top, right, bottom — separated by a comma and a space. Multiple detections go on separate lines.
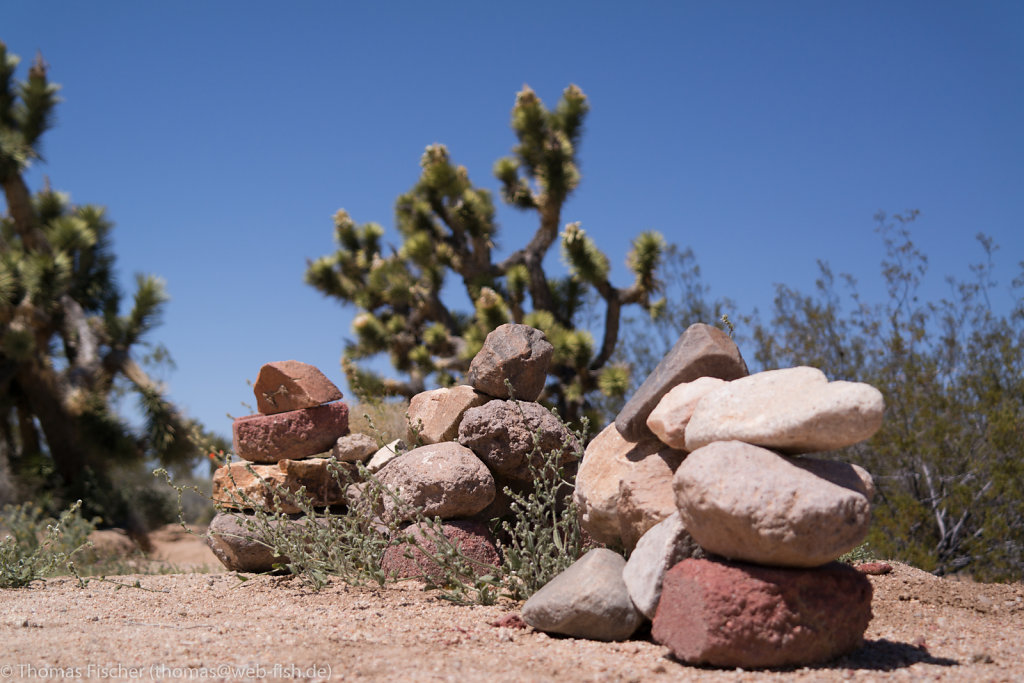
0, 533, 1021, 682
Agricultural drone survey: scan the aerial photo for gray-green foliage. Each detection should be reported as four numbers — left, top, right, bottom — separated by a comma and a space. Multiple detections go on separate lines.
0, 500, 94, 588
307, 85, 666, 425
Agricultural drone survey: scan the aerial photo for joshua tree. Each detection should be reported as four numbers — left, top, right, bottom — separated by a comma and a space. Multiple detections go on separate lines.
307, 85, 666, 423
0, 41, 218, 528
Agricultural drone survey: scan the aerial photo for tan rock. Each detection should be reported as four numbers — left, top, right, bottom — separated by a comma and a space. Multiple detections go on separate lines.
616, 448, 686, 552
674, 441, 873, 567
331, 433, 378, 463
211, 458, 354, 514
646, 376, 727, 449
685, 366, 884, 453
407, 386, 488, 444
253, 360, 342, 415
366, 439, 406, 472
573, 423, 679, 547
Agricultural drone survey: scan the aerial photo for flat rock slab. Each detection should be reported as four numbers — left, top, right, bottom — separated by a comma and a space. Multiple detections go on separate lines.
381, 520, 500, 582
458, 400, 578, 483
652, 558, 873, 668
467, 324, 553, 401
615, 323, 747, 441
574, 423, 680, 547
622, 511, 701, 619
375, 443, 496, 523
233, 402, 349, 463
646, 376, 727, 450
407, 385, 489, 444
206, 511, 290, 572
684, 366, 885, 453
253, 360, 343, 415
211, 458, 354, 514
522, 548, 643, 641
674, 441, 873, 567
366, 439, 406, 472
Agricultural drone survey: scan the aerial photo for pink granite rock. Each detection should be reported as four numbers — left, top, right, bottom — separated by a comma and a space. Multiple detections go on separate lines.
616, 448, 686, 552
408, 385, 488, 444
381, 520, 500, 582
467, 324, 553, 401
574, 423, 681, 547
211, 458, 354, 514
233, 402, 349, 463
652, 558, 873, 668
674, 441, 873, 567
253, 360, 343, 415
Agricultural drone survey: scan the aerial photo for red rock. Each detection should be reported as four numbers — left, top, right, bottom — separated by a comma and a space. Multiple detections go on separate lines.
253, 360, 343, 415
233, 402, 349, 463
855, 561, 893, 575
381, 520, 500, 582
652, 558, 873, 668
489, 614, 528, 629
211, 458, 354, 514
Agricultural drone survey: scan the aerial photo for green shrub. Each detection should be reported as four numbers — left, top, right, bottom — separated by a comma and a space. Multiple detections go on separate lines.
0, 500, 95, 588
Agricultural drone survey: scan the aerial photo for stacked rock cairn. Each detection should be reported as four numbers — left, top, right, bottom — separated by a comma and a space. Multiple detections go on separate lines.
522, 322, 885, 669
206, 360, 354, 571
207, 324, 574, 580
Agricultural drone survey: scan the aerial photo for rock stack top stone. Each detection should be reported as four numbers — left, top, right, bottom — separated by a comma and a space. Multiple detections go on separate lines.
615, 323, 748, 441
467, 324, 553, 401
253, 360, 343, 415
684, 365, 885, 453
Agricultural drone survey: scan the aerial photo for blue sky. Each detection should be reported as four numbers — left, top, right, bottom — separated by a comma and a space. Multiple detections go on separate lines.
3, 2, 1022, 441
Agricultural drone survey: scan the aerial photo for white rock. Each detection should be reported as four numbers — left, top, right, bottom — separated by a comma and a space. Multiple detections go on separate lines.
685, 366, 884, 453
366, 439, 406, 472
646, 377, 727, 449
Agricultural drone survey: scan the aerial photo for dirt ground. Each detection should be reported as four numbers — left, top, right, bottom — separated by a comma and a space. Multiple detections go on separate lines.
0, 529, 1021, 682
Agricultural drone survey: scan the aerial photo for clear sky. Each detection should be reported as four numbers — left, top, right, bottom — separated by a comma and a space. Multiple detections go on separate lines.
3, 1, 1022, 442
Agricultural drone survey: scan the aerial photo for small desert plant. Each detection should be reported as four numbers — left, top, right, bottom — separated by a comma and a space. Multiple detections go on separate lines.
0, 500, 95, 588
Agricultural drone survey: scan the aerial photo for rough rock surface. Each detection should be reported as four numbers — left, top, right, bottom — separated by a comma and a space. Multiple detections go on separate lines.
652, 558, 873, 668
574, 423, 677, 547
211, 458, 353, 514
622, 512, 701, 619
233, 402, 350, 463
375, 443, 496, 523
674, 441, 873, 567
206, 512, 289, 573
253, 360, 343, 415
615, 323, 748, 441
381, 520, 501, 582
331, 433, 379, 463
684, 366, 885, 453
522, 548, 643, 641
616, 448, 686, 552
467, 324, 553, 402
407, 386, 488, 444
458, 400, 578, 483
645, 376, 727, 449
366, 439, 406, 472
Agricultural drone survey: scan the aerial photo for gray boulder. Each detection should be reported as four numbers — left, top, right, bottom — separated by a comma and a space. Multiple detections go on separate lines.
522, 548, 643, 641
467, 324, 553, 401
621, 512, 700, 619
